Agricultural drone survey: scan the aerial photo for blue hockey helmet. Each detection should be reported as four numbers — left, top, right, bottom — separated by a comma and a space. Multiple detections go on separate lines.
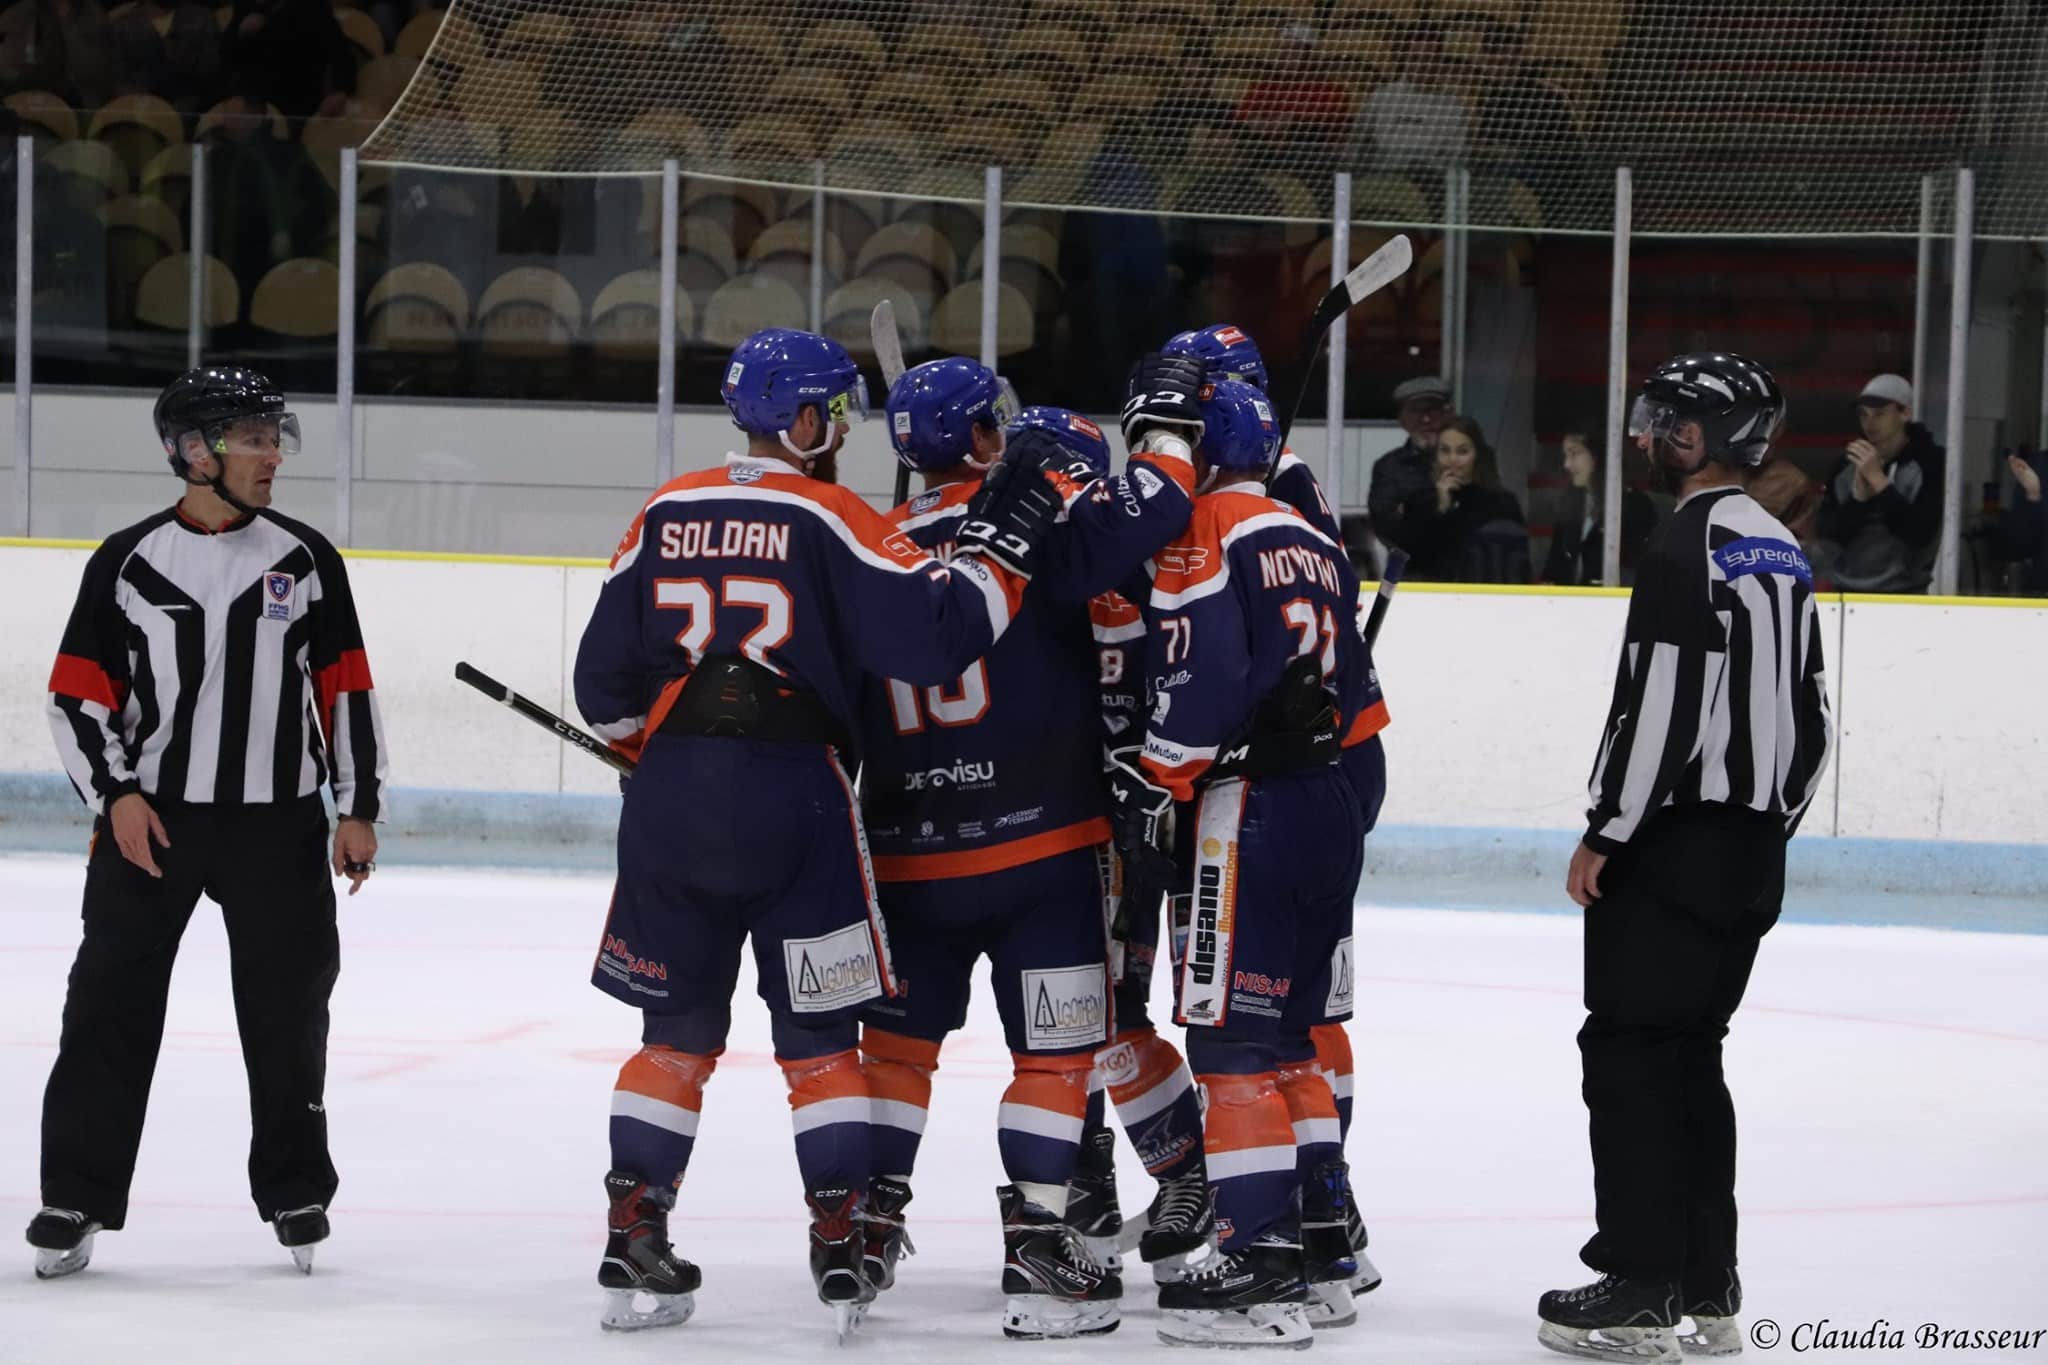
885, 356, 1020, 471
1163, 323, 1269, 394
721, 327, 868, 452
1006, 405, 1111, 477
1198, 378, 1280, 474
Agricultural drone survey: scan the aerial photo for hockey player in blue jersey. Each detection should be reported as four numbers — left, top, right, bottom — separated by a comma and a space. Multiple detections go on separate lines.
851, 354, 1207, 1339
1107, 379, 1370, 1349
570, 327, 1063, 1337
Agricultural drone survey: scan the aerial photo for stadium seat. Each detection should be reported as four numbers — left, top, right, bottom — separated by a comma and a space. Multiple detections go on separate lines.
748, 217, 848, 279
335, 5, 386, 63
589, 268, 696, 357
139, 144, 193, 217
794, 19, 887, 78
853, 221, 958, 300
476, 265, 583, 356
356, 54, 420, 115
684, 180, 779, 257
251, 258, 341, 339
718, 16, 788, 76
196, 99, 289, 142
98, 193, 184, 253
87, 94, 184, 181
364, 261, 470, 352
394, 8, 444, 61
99, 195, 183, 328
943, 117, 1039, 174
619, 111, 716, 168
135, 252, 240, 332
822, 277, 927, 358
42, 140, 130, 202
722, 113, 820, 171
700, 273, 807, 349
1355, 172, 1432, 226
962, 227, 1064, 316
302, 107, 385, 194
6, 91, 79, 142
929, 281, 1036, 358
497, 11, 575, 63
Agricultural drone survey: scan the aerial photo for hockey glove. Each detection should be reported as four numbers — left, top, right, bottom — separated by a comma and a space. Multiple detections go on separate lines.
956, 457, 1063, 579
1107, 748, 1178, 890
1120, 352, 1208, 449
1001, 424, 1099, 492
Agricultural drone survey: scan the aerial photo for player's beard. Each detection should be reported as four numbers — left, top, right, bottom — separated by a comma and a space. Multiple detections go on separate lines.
810, 445, 839, 484
1651, 438, 1698, 496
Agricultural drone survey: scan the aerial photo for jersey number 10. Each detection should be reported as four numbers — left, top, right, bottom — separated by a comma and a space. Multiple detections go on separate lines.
887, 662, 991, 733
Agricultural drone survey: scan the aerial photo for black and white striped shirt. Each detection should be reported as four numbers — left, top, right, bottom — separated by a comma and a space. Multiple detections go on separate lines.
47, 506, 388, 820
1585, 486, 1834, 852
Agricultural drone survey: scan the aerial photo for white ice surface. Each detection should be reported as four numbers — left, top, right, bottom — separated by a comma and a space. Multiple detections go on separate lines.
2, 856, 2044, 1364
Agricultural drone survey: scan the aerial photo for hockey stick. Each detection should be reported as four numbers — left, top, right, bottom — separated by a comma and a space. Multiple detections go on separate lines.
1274, 233, 1416, 473
872, 299, 911, 506
1362, 547, 1408, 649
454, 661, 636, 777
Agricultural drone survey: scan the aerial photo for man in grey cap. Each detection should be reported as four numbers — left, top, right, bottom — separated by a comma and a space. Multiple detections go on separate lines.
1366, 374, 1453, 555
1816, 373, 1945, 592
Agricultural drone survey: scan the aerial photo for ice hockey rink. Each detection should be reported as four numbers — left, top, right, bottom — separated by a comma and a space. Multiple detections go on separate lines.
2, 855, 2043, 1364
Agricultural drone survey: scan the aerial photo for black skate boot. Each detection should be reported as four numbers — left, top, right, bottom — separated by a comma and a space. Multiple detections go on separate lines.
861, 1176, 915, 1293
26, 1207, 101, 1280
1133, 1163, 1217, 1281
1066, 1124, 1123, 1273
597, 1171, 699, 1332
1341, 1171, 1382, 1294
1537, 1273, 1682, 1363
1155, 1227, 1312, 1349
1300, 1160, 1360, 1329
272, 1205, 329, 1275
809, 1186, 876, 1343
1677, 1268, 1742, 1357
998, 1184, 1121, 1339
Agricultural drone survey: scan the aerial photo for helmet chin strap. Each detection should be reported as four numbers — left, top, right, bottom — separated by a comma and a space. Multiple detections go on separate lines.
777, 403, 837, 472
179, 437, 255, 515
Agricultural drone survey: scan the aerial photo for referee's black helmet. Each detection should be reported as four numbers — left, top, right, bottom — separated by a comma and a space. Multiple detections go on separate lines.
1628, 352, 1785, 470
154, 367, 294, 478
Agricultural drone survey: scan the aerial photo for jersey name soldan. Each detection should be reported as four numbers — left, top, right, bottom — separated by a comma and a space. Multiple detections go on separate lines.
657, 518, 793, 562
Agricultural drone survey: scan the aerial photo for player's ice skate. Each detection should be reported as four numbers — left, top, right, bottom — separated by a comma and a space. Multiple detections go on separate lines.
1342, 1178, 1383, 1294
1676, 1269, 1742, 1356
1065, 1127, 1123, 1274
997, 1184, 1121, 1340
860, 1176, 915, 1293
1122, 1165, 1217, 1283
596, 1172, 699, 1332
808, 1187, 875, 1344
1300, 1160, 1358, 1329
1537, 1274, 1683, 1363
1155, 1234, 1313, 1350
272, 1205, 329, 1275
26, 1207, 100, 1280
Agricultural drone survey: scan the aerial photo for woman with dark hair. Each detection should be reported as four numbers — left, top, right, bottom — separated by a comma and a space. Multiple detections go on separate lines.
1406, 414, 1529, 582
1542, 423, 1658, 585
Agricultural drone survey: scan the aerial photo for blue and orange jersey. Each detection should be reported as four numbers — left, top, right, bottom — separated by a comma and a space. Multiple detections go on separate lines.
855, 445, 1195, 881
1268, 446, 1389, 755
573, 453, 1027, 759
1088, 589, 1147, 752
1138, 484, 1365, 802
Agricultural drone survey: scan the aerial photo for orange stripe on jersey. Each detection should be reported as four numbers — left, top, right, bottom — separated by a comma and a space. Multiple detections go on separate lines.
861, 1029, 940, 1109
1133, 445, 1197, 496
1089, 591, 1142, 632
1343, 697, 1391, 747
1196, 1072, 1298, 1153
49, 653, 122, 710
1139, 753, 1211, 801
779, 1048, 868, 1110
616, 1046, 719, 1111
1275, 1061, 1340, 1122
862, 1028, 941, 1073
1310, 1023, 1353, 1080
870, 817, 1111, 883
1104, 1028, 1186, 1106
1149, 487, 1313, 603
1009, 1050, 1094, 1118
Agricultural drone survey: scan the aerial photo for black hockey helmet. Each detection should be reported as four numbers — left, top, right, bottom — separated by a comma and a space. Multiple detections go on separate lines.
153, 366, 298, 478
1627, 352, 1784, 470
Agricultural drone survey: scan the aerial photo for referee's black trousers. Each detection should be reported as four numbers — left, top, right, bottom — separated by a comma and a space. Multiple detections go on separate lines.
41, 796, 340, 1229
1577, 804, 1784, 1281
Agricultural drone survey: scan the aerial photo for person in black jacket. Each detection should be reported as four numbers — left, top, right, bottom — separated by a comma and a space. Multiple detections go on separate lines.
1988, 449, 2047, 594
1542, 423, 1657, 586
1815, 373, 1944, 592
1404, 415, 1528, 582
1364, 373, 1451, 554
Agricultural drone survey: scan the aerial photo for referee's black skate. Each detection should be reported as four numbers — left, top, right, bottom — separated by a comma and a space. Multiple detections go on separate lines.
1677, 1268, 1742, 1357
27, 1207, 101, 1280
808, 1186, 875, 1343
597, 1172, 699, 1332
1300, 1160, 1359, 1329
1155, 1229, 1312, 1349
1066, 1124, 1124, 1273
272, 1204, 329, 1274
1537, 1273, 1682, 1363
998, 1184, 1121, 1339
860, 1176, 914, 1293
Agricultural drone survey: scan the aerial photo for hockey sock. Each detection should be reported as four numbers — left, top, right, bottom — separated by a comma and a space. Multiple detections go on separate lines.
779, 1048, 872, 1195
609, 1046, 718, 1189
859, 1028, 939, 1181
998, 1051, 1092, 1215
1310, 1023, 1355, 1142
1276, 1057, 1343, 1183
1101, 1027, 1204, 1180
1195, 1071, 1299, 1252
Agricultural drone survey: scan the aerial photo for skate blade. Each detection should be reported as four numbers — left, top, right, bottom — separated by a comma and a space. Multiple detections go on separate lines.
600, 1287, 696, 1332
1157, 1303, 1314, 1350
1305, 1281, 1357, 1330
1538, 1321, 1682, 1364
1348, 1249, 1381, 1294
1149, 1238, 1221, 1286
1679, 1316, 1743, 1357
1002, 1295, 1120, 1340
1117, 1208, 1149, 1255
33, 1236, 94, 1280
833, 1299, 869, 1345
290, 1245, 317, 1275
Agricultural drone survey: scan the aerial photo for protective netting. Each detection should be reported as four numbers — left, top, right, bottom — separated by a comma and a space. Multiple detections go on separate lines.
361, 0, 2044, 238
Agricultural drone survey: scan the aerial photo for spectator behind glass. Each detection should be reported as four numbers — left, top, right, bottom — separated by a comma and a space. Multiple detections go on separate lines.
1344, 23, 1466, 173
1407, 415, 1529, 582
1745, 454, 1824, 553
1366, 373, 1451, 553
220, 0, 355, 120
1816, 373, 1944, 592
1541, 424, 1657, 586
0, 0, 115, 107
1988, 449, 2048, 593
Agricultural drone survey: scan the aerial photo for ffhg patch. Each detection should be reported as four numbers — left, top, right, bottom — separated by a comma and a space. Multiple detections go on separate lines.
263, 572, 295, 621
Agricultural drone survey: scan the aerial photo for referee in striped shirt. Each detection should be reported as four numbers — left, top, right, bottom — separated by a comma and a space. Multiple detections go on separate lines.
28, 367, 388, 1280
1540, 354, 1836, 1356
